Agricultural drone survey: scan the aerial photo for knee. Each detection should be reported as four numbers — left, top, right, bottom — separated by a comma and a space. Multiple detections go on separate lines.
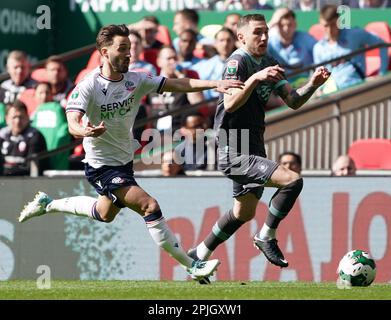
288, 176, 303, 194
142, 198, 160, 215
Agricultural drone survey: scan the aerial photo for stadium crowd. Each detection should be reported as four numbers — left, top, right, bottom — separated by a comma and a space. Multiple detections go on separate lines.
0, 4, 390, 176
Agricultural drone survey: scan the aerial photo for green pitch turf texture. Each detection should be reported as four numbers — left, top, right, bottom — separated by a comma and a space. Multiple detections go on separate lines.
0, 281, 390, 299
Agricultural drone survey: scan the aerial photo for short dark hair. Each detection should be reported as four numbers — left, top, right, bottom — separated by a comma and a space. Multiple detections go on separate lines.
320, 5, 339, 22
6, 100, 28, 115
45, 55, 64, 68
278, 152, 302, 166
280, 9, 296, 21
215, 27, 236, 40
237, 14, 266, 30
143, 15, 160, 25
176, 9, 199, 25
128, 29, 142, 42
96, 24, 130, 52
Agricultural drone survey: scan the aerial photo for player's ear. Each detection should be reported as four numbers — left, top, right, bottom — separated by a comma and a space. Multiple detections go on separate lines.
100, 47, 109, 60
237, 32, 245, 44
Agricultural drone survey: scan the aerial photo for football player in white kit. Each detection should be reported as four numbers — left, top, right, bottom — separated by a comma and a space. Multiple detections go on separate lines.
18, 24, 244, 282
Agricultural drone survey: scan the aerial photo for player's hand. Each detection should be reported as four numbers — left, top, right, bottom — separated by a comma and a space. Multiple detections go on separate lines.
84, 121, 106, 137
215, 79, 244, 94
310, 66, 331, 87
255, 65, 285, 83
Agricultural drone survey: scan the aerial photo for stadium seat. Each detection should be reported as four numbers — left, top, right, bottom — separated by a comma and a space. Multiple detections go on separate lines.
86, 50, 102, 70
31, 101, 71, 170
0, 102, 5, 128
75, 68, 94, 84
348, 138, 391, 169
140, 48, 159, 72
308, 24, 325, 41
31, 68, 48, 82
200, 24, 222, 40
156, 25, 172, 46
364, 21, 391, 75
18, 88, 39, 117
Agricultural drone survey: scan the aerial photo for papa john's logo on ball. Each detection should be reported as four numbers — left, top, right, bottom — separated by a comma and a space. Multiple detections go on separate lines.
227, 60, 238, 76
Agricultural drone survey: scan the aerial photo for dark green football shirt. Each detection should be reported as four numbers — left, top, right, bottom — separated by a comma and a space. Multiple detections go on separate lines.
214, 48, 288, 156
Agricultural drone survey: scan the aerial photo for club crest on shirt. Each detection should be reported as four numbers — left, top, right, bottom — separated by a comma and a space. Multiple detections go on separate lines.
227, 60, 238, 76
125, 81, 136, 92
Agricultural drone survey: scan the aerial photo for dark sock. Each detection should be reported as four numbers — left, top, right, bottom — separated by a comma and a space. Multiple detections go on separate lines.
204, 209, 245, 251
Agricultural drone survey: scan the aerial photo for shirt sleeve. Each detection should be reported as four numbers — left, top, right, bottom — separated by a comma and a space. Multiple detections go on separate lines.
139, 73, 167, 95
359, 29, 388, 75
66, 77, 93, 114
222, 55, 247, 82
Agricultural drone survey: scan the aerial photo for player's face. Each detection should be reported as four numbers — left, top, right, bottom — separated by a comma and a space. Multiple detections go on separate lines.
106, 35, 131, 73
238, 20, 269, 58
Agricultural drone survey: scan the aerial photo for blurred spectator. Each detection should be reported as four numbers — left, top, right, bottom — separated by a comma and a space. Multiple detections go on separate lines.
128, 16, 164, 50
34, 82, 53, 107
0, 51, 36, 105
342, 0, 391, 8
172, 9, 212, 52
215, 0, 273, 10
278, 151, 302, 174
192, 28, 237, 100
268, 8, 316, 84
313, 5, 388, 92
149, 46, 204, 132
177, 29, 203, 70
175, 112, 213, 171
45, 56, 74, 108
161, 150, 185, 176
332, 155, 357, 176
224, 13, 241, 48
0, 100, 47, 176
128, 29, 157, 75
292, 0, 316, 11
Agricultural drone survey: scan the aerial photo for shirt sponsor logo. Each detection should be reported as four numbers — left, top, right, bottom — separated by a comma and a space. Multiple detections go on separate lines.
227, 60, 238, 76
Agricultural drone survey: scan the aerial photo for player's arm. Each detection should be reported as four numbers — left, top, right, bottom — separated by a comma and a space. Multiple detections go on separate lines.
162, 78, 244, 94
66, 112, 106, 138
224, 65, 285, 113
275, 66, 331, 110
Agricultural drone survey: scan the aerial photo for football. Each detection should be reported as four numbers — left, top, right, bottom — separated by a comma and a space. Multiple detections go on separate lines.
337, 249, 376, 288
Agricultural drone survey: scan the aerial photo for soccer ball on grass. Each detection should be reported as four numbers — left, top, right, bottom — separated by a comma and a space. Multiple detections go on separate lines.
337, 249, 376, 288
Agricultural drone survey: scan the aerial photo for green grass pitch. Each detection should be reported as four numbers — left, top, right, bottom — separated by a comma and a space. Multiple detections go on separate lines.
0, 281, 390, 300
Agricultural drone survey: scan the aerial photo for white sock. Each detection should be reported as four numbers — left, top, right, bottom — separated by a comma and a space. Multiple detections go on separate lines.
46, 196, 97, 219
257, 224, 276, 241
196, 242, 212, 261
146, 218, 194, 268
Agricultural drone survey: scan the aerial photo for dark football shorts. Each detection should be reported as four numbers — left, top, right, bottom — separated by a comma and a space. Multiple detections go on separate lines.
217, 148, 279, 199
85, 161, 138, 208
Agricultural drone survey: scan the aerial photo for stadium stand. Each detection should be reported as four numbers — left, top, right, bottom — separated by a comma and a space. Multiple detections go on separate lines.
86, 50, 102, 70
0, 102, 5, 128
18, 88, 39, 117
308, 23, 325, 41
156, 25, 172, 46
31, 68, 48, 82
348, 138, 391, 169
31, 101, 71, 170
365, 21, 391, 75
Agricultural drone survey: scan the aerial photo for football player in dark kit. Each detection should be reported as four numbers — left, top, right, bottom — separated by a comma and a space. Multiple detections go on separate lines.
189, 14, 330, 277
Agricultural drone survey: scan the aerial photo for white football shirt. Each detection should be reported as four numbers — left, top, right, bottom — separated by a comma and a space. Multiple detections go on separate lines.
66, 67, 166, 168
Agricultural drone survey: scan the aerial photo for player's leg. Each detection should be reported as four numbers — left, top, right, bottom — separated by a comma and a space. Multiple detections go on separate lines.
189, 191, 259, 261
253, 164, 303, 267
18, 191, 120, 223
113, 185, 220, 279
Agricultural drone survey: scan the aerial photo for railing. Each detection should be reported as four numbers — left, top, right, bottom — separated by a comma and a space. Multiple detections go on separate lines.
265, 73, 391, 169
18, 42, 391, 176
